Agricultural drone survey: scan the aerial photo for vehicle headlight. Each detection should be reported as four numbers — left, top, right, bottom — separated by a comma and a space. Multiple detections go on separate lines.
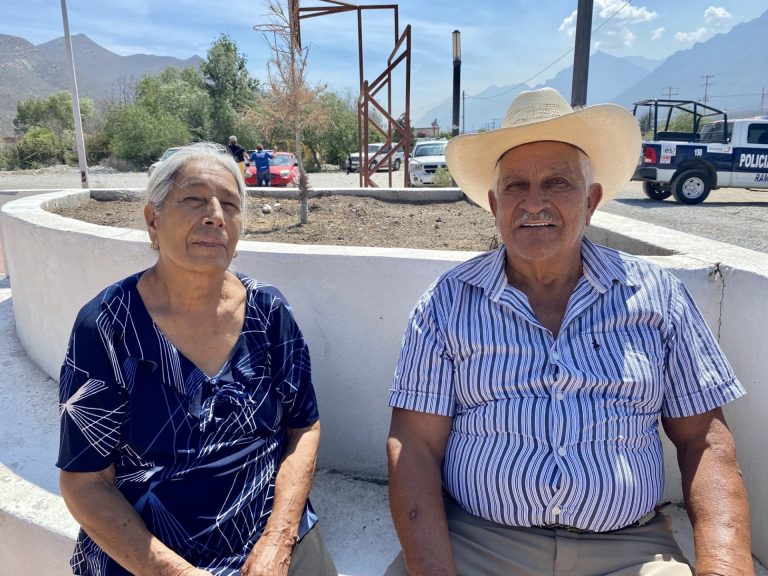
409, 160, 422, 170
280, 170, 290, 177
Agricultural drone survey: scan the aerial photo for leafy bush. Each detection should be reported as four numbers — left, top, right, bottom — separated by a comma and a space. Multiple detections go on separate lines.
104, 104, 191, 167
432, 166, 453, 187
17, 126, 65, 167
0, 144, 21, 170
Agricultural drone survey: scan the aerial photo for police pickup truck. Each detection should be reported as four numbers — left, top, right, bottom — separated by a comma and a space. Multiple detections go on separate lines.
631, 98, 768, 204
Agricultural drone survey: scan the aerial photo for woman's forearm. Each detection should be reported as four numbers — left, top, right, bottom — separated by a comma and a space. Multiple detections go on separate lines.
60, 468, 208, 576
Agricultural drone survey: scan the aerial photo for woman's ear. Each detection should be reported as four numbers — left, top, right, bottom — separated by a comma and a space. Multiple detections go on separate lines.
144, 204, 158, 238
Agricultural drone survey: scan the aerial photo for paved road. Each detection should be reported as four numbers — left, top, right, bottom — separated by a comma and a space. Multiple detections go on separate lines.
2, 167, 767, 261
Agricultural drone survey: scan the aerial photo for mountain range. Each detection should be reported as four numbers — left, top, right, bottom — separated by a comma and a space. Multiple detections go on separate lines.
417, 7, 768, 131
0, 33, 200, 136
2, 8, 767, 138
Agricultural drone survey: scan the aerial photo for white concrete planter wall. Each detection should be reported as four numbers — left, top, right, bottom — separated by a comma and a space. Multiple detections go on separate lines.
2, 189, 767, 567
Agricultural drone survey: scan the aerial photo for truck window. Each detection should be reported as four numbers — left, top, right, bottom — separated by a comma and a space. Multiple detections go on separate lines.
699, 122, 732, 142
747, 124, 768, 145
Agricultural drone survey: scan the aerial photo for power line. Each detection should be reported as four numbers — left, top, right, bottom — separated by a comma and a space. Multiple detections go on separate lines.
467, 0, 634, 102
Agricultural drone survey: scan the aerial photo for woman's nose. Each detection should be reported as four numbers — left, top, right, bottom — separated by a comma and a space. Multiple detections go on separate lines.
204, 197, 225, 225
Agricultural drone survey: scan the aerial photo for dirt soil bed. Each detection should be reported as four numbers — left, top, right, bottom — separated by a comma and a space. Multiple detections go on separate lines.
52, 195, 501, 252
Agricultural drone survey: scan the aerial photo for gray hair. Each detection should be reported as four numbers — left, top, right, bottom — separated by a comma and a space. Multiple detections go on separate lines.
145, 142, 247, 227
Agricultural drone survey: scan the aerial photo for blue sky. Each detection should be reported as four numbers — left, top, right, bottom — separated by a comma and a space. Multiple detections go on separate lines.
2, 0, 766, 122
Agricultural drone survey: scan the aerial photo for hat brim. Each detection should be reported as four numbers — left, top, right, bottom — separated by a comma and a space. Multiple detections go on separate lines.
445, 103, 641, 211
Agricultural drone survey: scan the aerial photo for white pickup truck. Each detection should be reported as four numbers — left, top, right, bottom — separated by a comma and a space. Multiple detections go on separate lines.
631, 99, 768, 204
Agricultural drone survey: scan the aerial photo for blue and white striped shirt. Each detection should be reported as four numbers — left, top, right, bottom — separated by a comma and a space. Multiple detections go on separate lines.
389, 239, 745, 532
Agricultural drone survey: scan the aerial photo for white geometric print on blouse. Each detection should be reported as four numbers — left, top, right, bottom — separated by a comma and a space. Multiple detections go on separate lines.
61, 378, 123, 457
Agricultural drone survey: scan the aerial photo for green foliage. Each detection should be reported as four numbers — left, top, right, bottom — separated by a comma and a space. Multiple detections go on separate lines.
200, 34, 259, 143
0, 145, 21, 170
135, 67, 213, 140
432, 166, 453, 187
104, 104, 191, 167
666, 113, 694, 132
302, 92, 358, 167
14, 91, 94, 135
17, 126, 65, 167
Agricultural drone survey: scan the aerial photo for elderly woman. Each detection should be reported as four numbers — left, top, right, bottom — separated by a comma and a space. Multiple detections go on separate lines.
57, 143, 336, 576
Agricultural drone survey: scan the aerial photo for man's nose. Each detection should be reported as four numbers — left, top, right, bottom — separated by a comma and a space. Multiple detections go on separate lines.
519, 184, 549, 212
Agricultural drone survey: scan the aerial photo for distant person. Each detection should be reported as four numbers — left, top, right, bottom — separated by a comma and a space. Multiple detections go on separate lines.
385, 88, 753, 576
250, 145, 273, 187
57, 143, 337, 576
227, 135, 248, 180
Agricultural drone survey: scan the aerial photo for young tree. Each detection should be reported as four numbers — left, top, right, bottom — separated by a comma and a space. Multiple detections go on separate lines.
302, 91, 358, 168
251, 0, 328, 224
200, 34, 260, 143
135, 66, 213, 140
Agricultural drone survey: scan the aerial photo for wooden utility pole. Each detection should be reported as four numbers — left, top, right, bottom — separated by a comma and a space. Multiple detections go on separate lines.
701, 74, 715, 103
662, 86, 678, 99
571, 0, 593, 108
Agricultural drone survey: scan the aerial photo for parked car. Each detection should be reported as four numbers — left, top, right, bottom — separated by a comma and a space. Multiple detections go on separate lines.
147, 147, 182, 176
346, 142, 405, 172
245, 151, 300, 187
409, 139, 448, 186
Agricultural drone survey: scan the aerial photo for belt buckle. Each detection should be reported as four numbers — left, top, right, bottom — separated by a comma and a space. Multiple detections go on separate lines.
540, 523, 594, 534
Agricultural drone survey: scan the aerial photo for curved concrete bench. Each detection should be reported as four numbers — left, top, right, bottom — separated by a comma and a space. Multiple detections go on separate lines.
2, 189, 767, 572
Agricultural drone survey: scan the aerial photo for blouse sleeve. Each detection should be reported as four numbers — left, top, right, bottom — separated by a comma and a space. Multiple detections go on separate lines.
264, 290, 319, 429
57, 302, 127, 472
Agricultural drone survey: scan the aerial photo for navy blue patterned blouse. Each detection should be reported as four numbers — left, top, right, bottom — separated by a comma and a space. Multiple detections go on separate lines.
57, 272, 319, 575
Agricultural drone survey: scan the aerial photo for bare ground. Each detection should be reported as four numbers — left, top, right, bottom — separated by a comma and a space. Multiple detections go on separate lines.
52, 194, 501, 252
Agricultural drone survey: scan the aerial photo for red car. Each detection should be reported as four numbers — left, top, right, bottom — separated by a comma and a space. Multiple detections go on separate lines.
245, 151, 300, 187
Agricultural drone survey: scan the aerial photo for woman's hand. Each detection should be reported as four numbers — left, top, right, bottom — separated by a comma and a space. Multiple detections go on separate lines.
239, 531, 295, 576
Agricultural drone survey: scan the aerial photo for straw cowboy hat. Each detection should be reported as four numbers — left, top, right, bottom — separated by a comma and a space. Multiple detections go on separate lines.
445, 87, 641, 211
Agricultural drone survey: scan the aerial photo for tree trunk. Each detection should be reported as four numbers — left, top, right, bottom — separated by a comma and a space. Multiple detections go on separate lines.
295, 121, 308, 225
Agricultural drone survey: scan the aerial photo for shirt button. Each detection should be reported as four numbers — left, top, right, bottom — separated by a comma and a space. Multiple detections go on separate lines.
552, 352, 560, 361
556, 392, 564, 401
552, 506, 562, 515
558, 447, 566, 456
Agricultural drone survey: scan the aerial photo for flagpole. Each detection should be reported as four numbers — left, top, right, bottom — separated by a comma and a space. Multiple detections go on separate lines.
60, 0, 90, 188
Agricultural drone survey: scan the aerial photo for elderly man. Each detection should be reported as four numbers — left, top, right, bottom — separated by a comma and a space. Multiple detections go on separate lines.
386, 88, 753, 576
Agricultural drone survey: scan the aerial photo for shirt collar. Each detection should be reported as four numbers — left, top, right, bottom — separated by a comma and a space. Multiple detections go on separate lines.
454, 238, 638, 299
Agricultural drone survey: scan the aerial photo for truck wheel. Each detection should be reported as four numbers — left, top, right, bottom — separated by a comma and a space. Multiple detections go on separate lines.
643, 181, 672, 200
671, 170, 711, 204
393, 158, 401, 171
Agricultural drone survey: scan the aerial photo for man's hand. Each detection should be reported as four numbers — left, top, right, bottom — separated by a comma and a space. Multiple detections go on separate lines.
239, 531, 295, 576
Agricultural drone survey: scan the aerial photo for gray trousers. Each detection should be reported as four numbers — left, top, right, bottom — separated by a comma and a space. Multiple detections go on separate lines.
385, 498, 692, 576
290, 525, 338, 576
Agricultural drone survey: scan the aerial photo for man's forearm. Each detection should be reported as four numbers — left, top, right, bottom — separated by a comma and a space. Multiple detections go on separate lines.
680, 438, 753, 575
387, 439, 456, 575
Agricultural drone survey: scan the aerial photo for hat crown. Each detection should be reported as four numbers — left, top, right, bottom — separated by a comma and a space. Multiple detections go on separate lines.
502, 88, 574, 129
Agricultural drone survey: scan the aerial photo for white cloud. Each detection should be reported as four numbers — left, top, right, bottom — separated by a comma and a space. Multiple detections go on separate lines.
594, 27, 637, 51
558, 9, 578, 37
675, 27, 708, 43
704, 6, 732, 24
651, 27, 665, 40
595, 0, 657, 23
559, 1, 656, 40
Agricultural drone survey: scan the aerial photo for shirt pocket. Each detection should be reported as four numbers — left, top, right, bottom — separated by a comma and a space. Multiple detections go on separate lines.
567, 330, 665, 414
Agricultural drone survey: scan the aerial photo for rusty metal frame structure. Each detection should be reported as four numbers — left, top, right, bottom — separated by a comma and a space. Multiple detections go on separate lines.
290, 0, 411, 187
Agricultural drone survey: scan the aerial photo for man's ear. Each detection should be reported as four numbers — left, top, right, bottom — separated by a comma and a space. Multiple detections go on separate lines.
586, 183, 603, 224
488, 189, 497, 217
